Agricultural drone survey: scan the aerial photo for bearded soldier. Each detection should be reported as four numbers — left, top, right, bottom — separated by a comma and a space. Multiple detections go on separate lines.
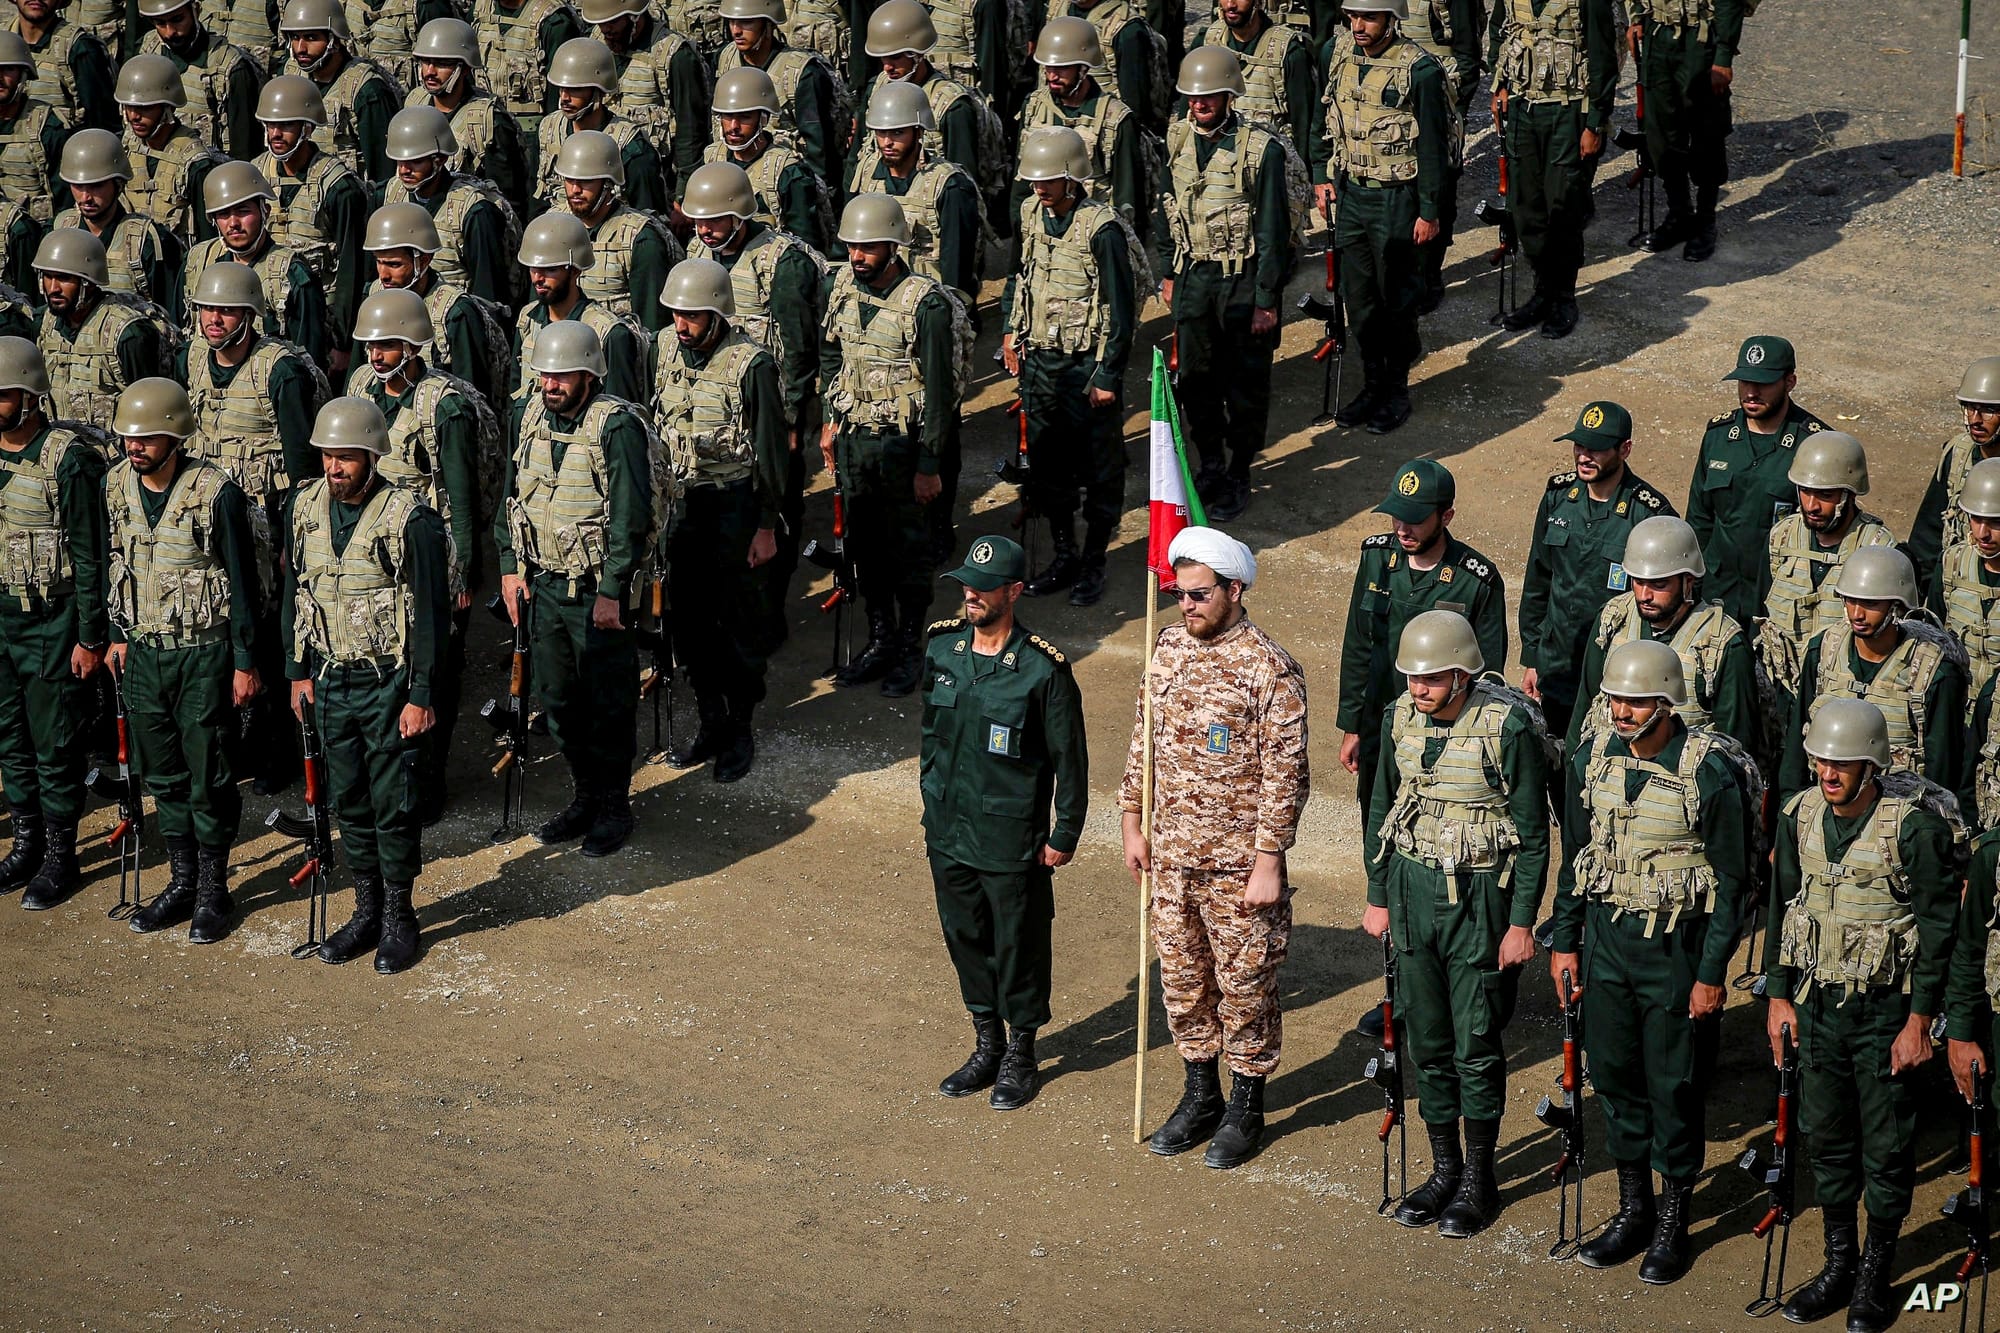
714, 0, 840, 188
4, 0, 115, 132
1015, 17, 1149, 246
361, 201, 509, 408
1188, 0, 1322, 174
703, 65, 828, 252
0, 334, 105, 912
1764, 698, 1961, 1333
469, 0, 587, 174
342, 0, 454, 87
114, 53, 227, 250
34, 228, 172, 434
1061, 0, 1170, 140
279, 0, 406, 185
0, 33, 71, 227
1632, 0, 1743, 262
407, 17, 534, 220
511, 208, 649, 402
284, 396, 452, 974
186, 161, 336, 369
52, 129, 181, 318
852, 1, 991, 188
904, 0, 1011, 123
350, 288, 483, 822
137, 0, 265, 160
581, 0, 711, 199
1909, 356, 2000, 604
382, 105, 516, 308
533, 36, 667, 215
653, 258, 783, 782
106, 379, 263, 943
555, 128, 682, 333
1000, 127, 1134, 610
253, 76, 370, 366
1551, 639, 1753, 1282
1931, 458, 2000, 710
847, 79, 982, 307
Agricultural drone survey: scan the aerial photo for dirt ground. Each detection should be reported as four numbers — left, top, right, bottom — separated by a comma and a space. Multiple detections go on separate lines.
8, 4, 2000, 1328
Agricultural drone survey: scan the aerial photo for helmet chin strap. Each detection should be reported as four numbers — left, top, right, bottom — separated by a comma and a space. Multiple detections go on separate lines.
439, 63, 464, 96
205, 310, 254, 351
1612, 701, 1666, 743
295, 39, 335, 74
268, 128, 309, 163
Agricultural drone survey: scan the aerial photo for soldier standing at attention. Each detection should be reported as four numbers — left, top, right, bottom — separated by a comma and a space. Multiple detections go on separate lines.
469, 0, 587, 178
4, 0, 116, 133
1155, 46, 1292, 521
713, 0, 840, 189
1187, 0, 1322, 178
1364, 609, 1548, 1237
1907, 355, 2000, 603
33, 227, 172, 434
1015, 17, 1150, 247
107, 379, 263, 943
554, 128, 684, 334
113, 53, 227, 251
252, 75, 371, 370
533, 36, 667, 216
52, 129, 181, 319
0, 33, 74, 228
1930, 458, 2000, 709
381, 105, 517, 309
702, 66, 828, 252
185, 161, 336, 370
1123, 528, 1307, 1170
1551, 639, 1753, 1282
510, 208, 651, 403
284, 396, 452, 974
923, 536, 1088, 1112
1518, 400, 1673, 744
1682, 334, 1829, 628
1764, 698, 1961, 1333
1317, 0, 1451, 437
579, 0, 713, 203
407, 18, 535, 221
360, 202, 509, 408
1632, 0, 1743, 262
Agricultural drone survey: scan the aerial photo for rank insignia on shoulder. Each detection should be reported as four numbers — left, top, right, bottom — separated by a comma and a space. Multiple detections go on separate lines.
1709, 412, 1733, 427
927, 616, 965, 636
1028, 634, 1066, 665
1205, 724, 1230, 754
1548, 471, 1577, 489
1362, 533, 1394, 550
1636, 486, 1664, 510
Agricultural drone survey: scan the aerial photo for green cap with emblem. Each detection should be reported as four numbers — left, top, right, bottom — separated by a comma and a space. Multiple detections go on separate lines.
1724, 335, 1796, 384
1374, 458, 1454, 523
1556, 400, 1631, 450
944, 535, 1026, 590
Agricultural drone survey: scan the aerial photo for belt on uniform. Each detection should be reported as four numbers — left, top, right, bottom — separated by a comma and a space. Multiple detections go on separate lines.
687, 470, 755, 492
1341, 173, 1394, 190
126, 625, 231, 651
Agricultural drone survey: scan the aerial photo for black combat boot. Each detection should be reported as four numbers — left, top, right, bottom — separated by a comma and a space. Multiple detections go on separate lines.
939, 1015, 1005, 1096
1437, 1117, 1502, 1237
374, 879, 421, 974
1335, 363, 1383, 428
880, 614, 926, 698
1540, 296, 1581, 340
1781, 1205, 1859, 1324
714, 708, 755, 784
834, 610, 897, 686
1578, 1161, 1656, 1268
1206, 473, 1249, 523
1644, 178, 1696, 253
0, 808, 44, 891
990, 1027, 1038, 1111
319, 873, 384, 964
1192, 457, 1229, 507
1204, 1071, 1266, 1169
1638, 1176, 1696, 1284
187, 847, 235, 945
1503, 290, 1552, 331
1683, 184, 1720, 262
536, 781, 598, 844
1356, 1005, 1385, 1040
581, 787, 635, 857
1025, 541, 1080, 598
1069, 557, 1107, 607
669, 696, 728, 769
129, 836, 199, 933
1845, 1217, 1900, 1333
1394, 1120, 1465, 1228
20, 823, 79, 910
1367, 368, 1413, 436
1149, 1057, 1226, 1156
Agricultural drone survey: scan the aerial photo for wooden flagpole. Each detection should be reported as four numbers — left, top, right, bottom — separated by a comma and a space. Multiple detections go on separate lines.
1133, 585, 1157, 1143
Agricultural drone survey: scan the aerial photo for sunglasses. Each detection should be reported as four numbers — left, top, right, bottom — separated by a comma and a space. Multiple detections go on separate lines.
1171, 583, 1225, 605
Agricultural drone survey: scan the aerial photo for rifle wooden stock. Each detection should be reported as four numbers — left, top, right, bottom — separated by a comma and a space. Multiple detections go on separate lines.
289, 856, 320, 889
1754, 1204, 1784, 1239
107, 816, 133, 847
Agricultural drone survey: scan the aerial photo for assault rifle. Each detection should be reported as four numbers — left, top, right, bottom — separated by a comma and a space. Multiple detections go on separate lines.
997, 398, 1038, 575
86, 666, 144, 919
1943, 1060, 1990, 1333
1364, 931, 1406, 1214
1298, 204, 1346, 427
480, 589, 531, 841
1618, 25, 1657, 246
637, 560, 676, 764
1536, 968, 1586, 1259
1475, 99, 1520, 324
803, 488, 856, 676
265, 707, 332, 960
1741, 1022, 1799, 1317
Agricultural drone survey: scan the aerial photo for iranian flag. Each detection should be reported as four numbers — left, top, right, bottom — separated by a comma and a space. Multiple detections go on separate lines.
1146, 347, 1206, 589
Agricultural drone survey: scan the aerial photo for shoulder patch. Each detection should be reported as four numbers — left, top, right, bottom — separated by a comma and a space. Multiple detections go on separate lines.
1634, 485, 1666, 511
1362, 532, 1394, 550
1456, 548, 1499, 584
926, 616, 966, 637
1026, 634, 1068, 666
1708, 412, 1733, 428
1547, 471, 1577, 489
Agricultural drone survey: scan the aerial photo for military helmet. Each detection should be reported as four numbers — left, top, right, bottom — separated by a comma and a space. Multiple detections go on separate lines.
310, 396, 390, 455
190, 261, 269, 317
1599, 638, 1688, 707
0, 32, 34, 69
1394, 609, 1483, 676
681, 161, 756, 220
836, 193, 910, 246
59, 129, 131, 186
528, 319, 608, 377
32, 227, 109, 287
549, 37, 619, 91
555, 128, 624, 184
1962, 458, 2000, 520
203, 159, 276, 214
257, 74, 329, 126
864, 0, 936, 56
1341, 0, 1409, 14
518, 210, 595, 268
865, 78, 934, 132
0, 336, 50, 396
412, 17, 480, 65
113, 378, 197, 440
1017, 126, 1090, 184
1802, 696, 1892, 769
353, 287, 435, 345
385, 105, 459, 161
1175, 46, 1244, 97
1959, 356, 2000, 408
1831, 545, 1919, 609
712, 66, 781, 116
716, 0, 785, 22
659, 258, 734, 317
364, 201, 443, 254
278, 0, 353, 40
1786, 429, 1869, 495
135, 0, 195, 19
115, 54, 187, 109
1620, 514, 1706, 580
1034, 16, 1103, 68
580, 0, 646, 20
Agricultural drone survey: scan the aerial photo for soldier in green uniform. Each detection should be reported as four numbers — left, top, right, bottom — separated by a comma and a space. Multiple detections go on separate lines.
284, 396, 452, 974
581, 0, 714, 203
1931, 457, 2000, 712
382, 106, 517, 310
714, 0, 840, 189
511, 208, 650, 403
533, 37, 668, 217
0, 334, 105, 910
1015, 17, 1151, 248
0, 33, 73, 227
1154, 46, 1292, 520
106, 379, 263, 942
469, 0, 587, 177
1550, 638, 1753, 1282
33, 227, 172, 435
361, 202, 508, 408
1682, 335, 1830, 629
497, 319, 673, 856
1064, 0, 1171, 141
922, 535, 1087, 1111
1318, 1, 1451, 436
409, 17, 535, 222
1764, 698, 1962, 1333
53, 129, 182, 319
848, 79, 982, 306
352, 287, 485, 823
1781, 546, 1967, 803
1363, 609, 1548, 1236
253, 76, 370, 373
1188, 0, 1323, 179
137, 0, 265, 160
555, 128, 682, 333
1632, 0, 1743, 262
1485, 0, 1617, 338
279, 0, 406, 186
1908, 355, 2000, 604
114, 53, 228, 252
703, 65, 829, 253
652, 258, 784, 783
999, 126, 1134, 609
5, 0, 116, 133
818, 193, 964, 699
1518, 400, 1674, 743
187, 161, 336, 370
851, 0, 992, 189
911, 0, 1013, 125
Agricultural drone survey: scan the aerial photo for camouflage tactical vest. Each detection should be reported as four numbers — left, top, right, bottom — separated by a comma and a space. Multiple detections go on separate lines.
1190, 21, 1301, 136
1779, 783, 1923, 1000
51, 209, 169, 305
0, 98, 59, 225
185, 237, 302, 343
702, 130, 812, 235
715, 43, 823, 143
254, 147, 362, 298
512, 300, 647, 399
1940, 540, 2000, 704
779, 0, 847, 71
1375, 686, 1522, 899
1757, 510, 1897, 689
535, 109, 647, 209
652, 326, 760, 483
41, 296, 158, 432
1578, 597, 1740, 750
376, 370, 478, 595
1327, 38, 1423, 185
139, 31, 264, 153
1012, 197, 1120, 358
504, 391, 625, 584
851, 155, 975, 296
312, 55, 405, 177
1808, 620, 1961, 779
4, 18, 85, 123
928, 0, 982, 85
105, 456, 234, 644
472, 0, 576, 143
608, 24, 694, 154
346, 0, 424, 86
666, 0, 727, 60
689, 223, 825, 379
187, 337, 321, 502
0, 425, 92, 597
1573, 732, 1722, 936
1497, 0, 1588, 103
1642, 0, 1715, 41
1020, 85, 1136, 214
1162, 115, 1273, 275
71, 0, 121, 52
384, 172, 511, 294
1975, 707, 2000, 831
579, 203, 683, 319
125, 124, 225, 245
198, 0, 283, 73
825, 266, 941, 433
290, 475, 423, 668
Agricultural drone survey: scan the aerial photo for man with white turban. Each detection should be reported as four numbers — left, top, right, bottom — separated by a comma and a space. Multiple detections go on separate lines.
1119, 525, 1310, 1169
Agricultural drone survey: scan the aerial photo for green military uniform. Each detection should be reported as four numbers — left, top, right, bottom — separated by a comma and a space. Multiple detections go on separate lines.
578, 201, 682, 333
255, 148, 371, 350
303, 52, 404, 186
36, 294, 170, 432
1, 196, 43, 296
535, 112, 668, 216
1011, 82, 1150, 248
920, 0, 1013, 118
1568, 593, 1758, 753
6, 13, 117, 132
1635, 0, 1744, 257
1684, 408, 1829, 628
715, 40, 840, 188
513, 294, 650, 403
1946, 825, 2000, 1073
123, 120, 226, 250
703, 131, 829, 253
1061, 0, 1168, 137
185, 237, 335, 368
360, 271, 509, 408
602, 13, 714, 198
849, 68, 988, 189
1910, 434, 2000, 607
471, 0, 588, 167
851, 151, 983, 305
1782, 624, 1968, 799
141, 26, 266, 160
51, 208, 182, 320
1187, 10, 1324, 178
384, 172, 517, 309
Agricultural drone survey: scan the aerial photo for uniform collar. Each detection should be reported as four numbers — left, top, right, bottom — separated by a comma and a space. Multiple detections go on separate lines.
952, 620, 1028, 669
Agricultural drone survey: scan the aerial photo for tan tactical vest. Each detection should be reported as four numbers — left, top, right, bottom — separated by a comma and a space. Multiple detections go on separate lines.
406, 86, 516, 182
51, 208, 167, 305
825, 266, 941, 434
1497, 0, 1588, 103
1974, 707, 2000, 830
504, 391, 624, 585
254, 147, 361, 297
186, 337, 318, 502
197, 0, 283, 73
346, 0, 424, 86
1757, 511, 1897, 689
472, 0, 575, 144
1578, 597, 1740, 749
1573, 732, 1721, 936
1779, 784, 1922, 999
312, 56, 405, 177
1941, 540, 2000, 703
689, 224, 824, 378
1939, 431, 2000, 557
0, 425, 92, 597
139, 32, 263, 152
1190, 21, 1300, 134
71, 0, 121, 52
1374, 686, 1522, 900
652, 326, 760, 483
608, 25, 692, 153
1162, 115, 1276, 275
1020, 85, 1135, 213
928, 0, 981, 84
290, 475, 424, 668
535, 109, 646, 209
1011, 197, 1120, 358
848, 71, 981, 188
185, 237, 302, 343
125, 124, 225, 245
580, 203, 683, 319
1047, 0, 1147, 98
779, 0, 847, 70
383, 173, 504, 293
105, 456, 234, 644
666, 0, 727, 58
512, 301, 645, 398
1808, 622, 1956, 778
715, 43, 821, 142
41, 296, 156, 432
0, 98, 58, 225
702, 131, 809, 234
1326, 38, 1423, 185
851, 155, 972, 294
1642, 0, 1716, 41
375, 371, 475, 594
4, 18, 85, 123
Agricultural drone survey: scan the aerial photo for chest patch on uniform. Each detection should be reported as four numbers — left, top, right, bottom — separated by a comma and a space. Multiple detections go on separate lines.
987, 723, 1012, 754
1205, 724, 1231, 754
1607, 562, 1627, 591
1438, 566, 1454, 583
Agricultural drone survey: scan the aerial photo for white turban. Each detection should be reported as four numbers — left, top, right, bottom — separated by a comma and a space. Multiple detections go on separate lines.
1167, 526, 1256, 588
